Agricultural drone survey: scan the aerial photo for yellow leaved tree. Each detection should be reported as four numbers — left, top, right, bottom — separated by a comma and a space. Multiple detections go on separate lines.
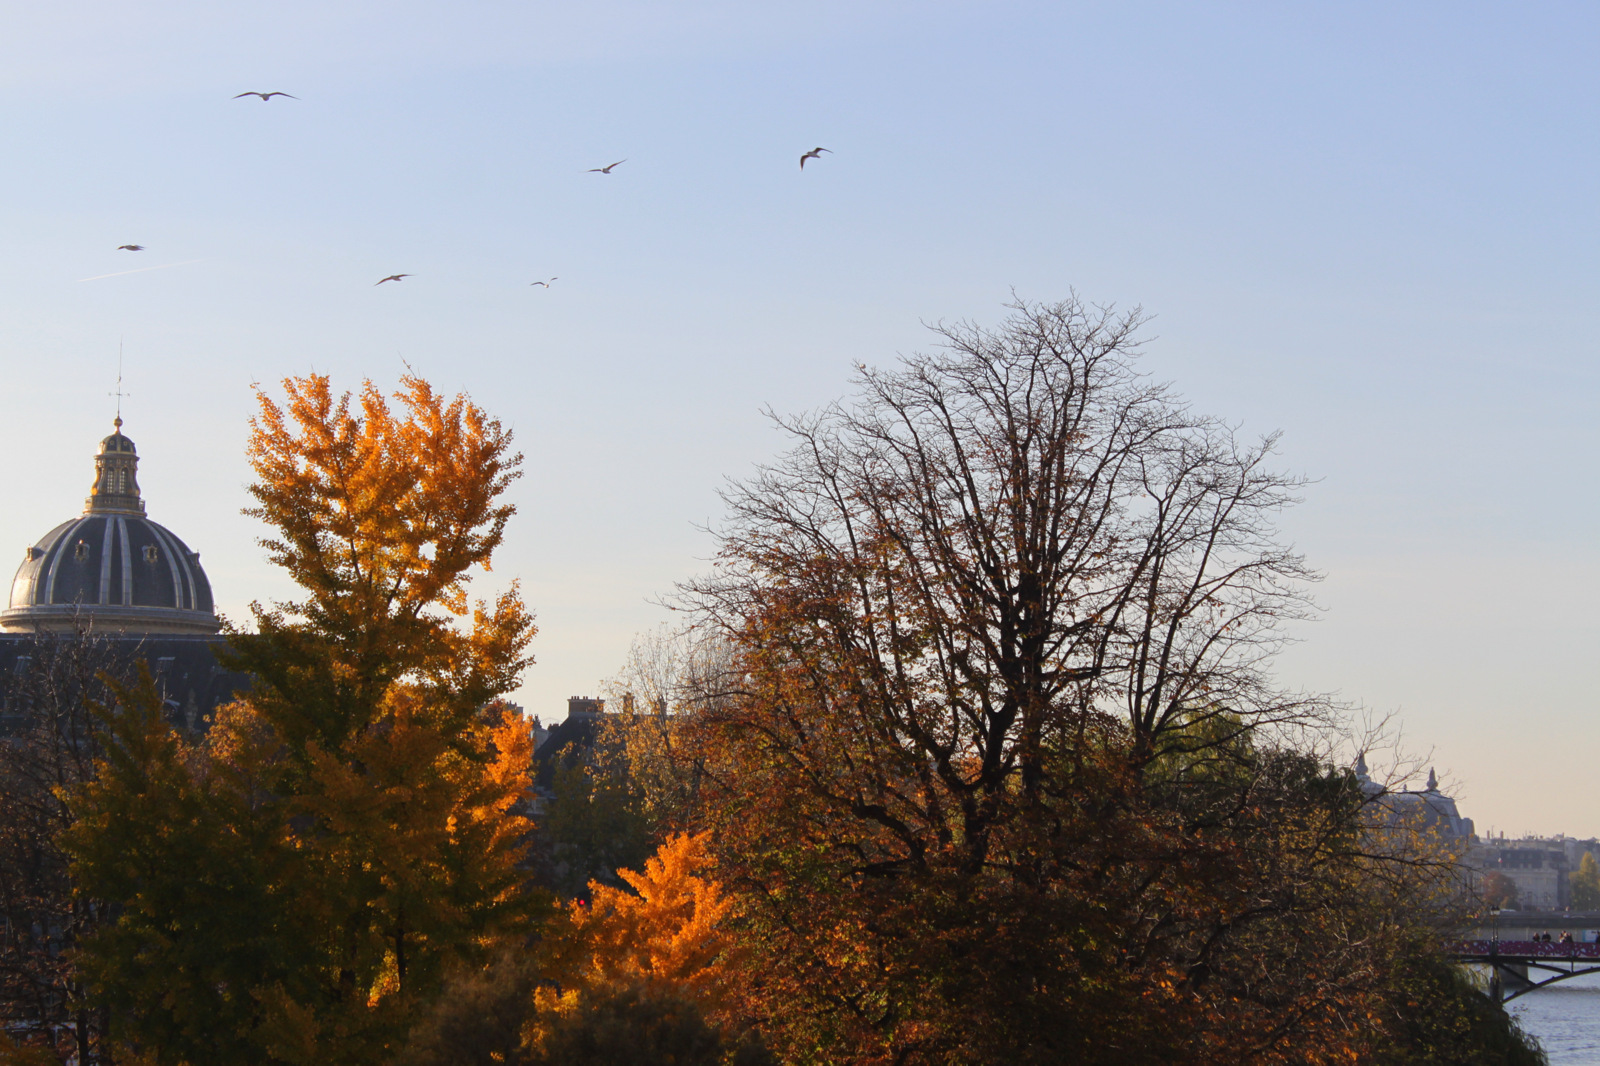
69, 374, 543, 1066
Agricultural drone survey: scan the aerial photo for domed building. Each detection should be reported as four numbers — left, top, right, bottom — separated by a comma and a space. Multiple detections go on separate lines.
0, 420, 248, 733
1353, 752, 1476, 843
2, 419, 218, 636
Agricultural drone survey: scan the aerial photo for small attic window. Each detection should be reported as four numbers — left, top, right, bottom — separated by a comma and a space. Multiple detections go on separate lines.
73, 540, 89, 561
142, 545, 159, 564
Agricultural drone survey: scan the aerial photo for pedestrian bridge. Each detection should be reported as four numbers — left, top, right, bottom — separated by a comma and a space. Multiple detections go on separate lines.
1453, 940, 1600, 1002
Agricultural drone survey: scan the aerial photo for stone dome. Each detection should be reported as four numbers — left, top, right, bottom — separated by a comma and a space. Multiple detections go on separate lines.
0, 420, 218, 636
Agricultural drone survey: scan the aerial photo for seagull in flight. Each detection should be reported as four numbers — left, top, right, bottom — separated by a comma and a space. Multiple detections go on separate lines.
588, 159, 627, 174
375, 274, 410, 285
800, 147, 831, 169
117, 244, 144, 251
530, 277, 558, 288
234, 91, 298, 101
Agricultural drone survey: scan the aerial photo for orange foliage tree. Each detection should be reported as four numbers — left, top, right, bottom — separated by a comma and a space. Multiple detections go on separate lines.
68, 374, 541, 1066
398, 832, 744, 1066
539, 832, 733, 1012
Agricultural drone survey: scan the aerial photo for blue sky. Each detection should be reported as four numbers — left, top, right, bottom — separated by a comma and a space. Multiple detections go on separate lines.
1, 1, 1594, 833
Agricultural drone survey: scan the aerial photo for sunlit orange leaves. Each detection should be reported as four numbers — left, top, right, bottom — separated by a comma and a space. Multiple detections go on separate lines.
541, 833, 732, 1004
68, 374, 545, 1066
247, 373, 520, 608
243, 374, 530, 704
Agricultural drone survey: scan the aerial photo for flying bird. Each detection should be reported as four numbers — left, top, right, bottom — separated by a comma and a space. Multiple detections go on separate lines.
587, 159, 627, 174
234, 91, 298, 101
117, 244, 144, 251
799, 147, 831, 169
375, 274, 410, 285
530, 277, 558, 288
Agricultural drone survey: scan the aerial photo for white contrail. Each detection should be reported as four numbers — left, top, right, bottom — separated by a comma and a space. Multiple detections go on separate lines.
75, 258, 207, 283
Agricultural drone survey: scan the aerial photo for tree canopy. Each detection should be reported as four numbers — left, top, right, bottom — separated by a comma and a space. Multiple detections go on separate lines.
1571, 852, 1600, 910
23, 329, 1541, 1066
661, 299, 1536, 1064
67, 374, 541, 1065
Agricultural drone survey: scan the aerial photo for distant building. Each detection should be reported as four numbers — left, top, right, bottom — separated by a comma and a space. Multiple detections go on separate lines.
1466, 834, 1600, 912
1564, 838, 1600, 873
1349, 755, 1600, 913
0, 421, 250, 730
1354, 756, 1477, 842
4, 419, 218, 637
530, 697, 608, 786
1469, 836, 1572, 911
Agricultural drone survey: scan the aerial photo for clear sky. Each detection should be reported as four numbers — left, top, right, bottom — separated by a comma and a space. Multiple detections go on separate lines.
1, 2, 1594, 835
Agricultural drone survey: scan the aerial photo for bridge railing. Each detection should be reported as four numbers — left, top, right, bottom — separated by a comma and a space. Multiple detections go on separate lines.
1456, 940, 1600, 959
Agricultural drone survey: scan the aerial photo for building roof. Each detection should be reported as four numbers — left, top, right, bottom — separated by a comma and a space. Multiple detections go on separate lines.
1354, 753, 1477, 842
1, 420, 218, 636
533, 712, 604, 787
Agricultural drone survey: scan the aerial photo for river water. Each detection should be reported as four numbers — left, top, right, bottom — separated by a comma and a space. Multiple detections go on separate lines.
1508, 971, 1600, 1064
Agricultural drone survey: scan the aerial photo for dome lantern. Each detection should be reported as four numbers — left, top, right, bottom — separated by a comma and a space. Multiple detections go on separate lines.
86, 416, 146, 515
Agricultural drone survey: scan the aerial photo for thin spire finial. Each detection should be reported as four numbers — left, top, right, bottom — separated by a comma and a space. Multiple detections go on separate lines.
110, 339, 128, 427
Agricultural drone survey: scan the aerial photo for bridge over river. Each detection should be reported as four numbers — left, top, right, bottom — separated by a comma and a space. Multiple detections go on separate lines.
1453, 941, 1600, 1002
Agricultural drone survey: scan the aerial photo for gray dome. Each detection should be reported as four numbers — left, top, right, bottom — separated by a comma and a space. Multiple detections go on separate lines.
0, 421, 219, 636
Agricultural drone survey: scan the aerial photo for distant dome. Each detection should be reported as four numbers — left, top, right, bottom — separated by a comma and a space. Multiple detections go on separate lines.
0, 420, 218, 636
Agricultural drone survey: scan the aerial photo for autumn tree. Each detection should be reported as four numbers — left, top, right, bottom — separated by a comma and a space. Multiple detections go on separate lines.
536, 831, 734, 1013
673, 299, 1535, 1063
67, 666, 288, 1065
68, 374, 542, 1065
1571, 852, 1600, 910
1368, 954, 1544, 1066
530, 626, 748, 901
1482, 871, 1520, 911
597, 626, 739, 834
402, 832, 756, 1066
528, 986, 764, 1066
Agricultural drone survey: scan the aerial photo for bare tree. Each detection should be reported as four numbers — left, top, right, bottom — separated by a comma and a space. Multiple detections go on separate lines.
590, 626, 743, 838
0, 625, 133, 1063
686, 295, 1321, 841
668, 298, 1456, 1063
